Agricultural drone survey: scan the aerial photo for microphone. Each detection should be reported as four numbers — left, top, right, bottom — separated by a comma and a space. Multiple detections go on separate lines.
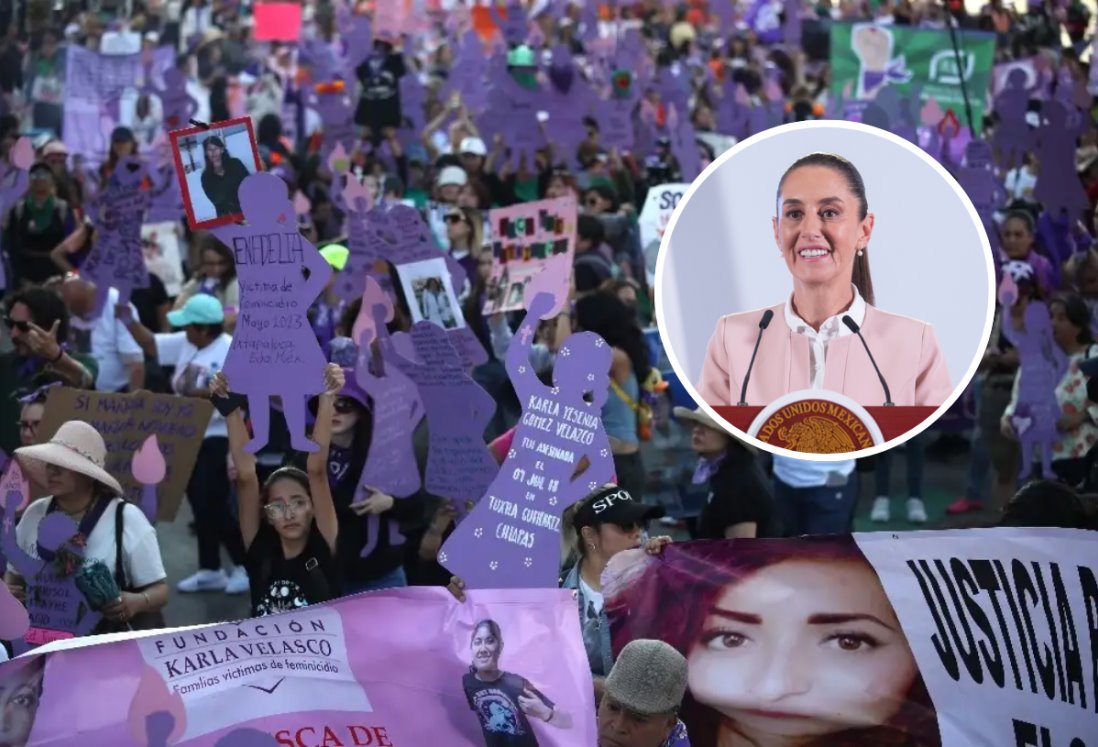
738, 309, 774, 406
842, 315, 894, 407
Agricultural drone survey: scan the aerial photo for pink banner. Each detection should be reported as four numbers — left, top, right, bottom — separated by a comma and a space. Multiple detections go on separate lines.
16, 588, 595, 746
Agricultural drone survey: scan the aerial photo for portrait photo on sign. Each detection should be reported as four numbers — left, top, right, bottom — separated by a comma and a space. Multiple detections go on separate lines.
169, 117, 261, 231
397, 257, 466, 330
0, 653, 46, 747
655, 120, 994, 458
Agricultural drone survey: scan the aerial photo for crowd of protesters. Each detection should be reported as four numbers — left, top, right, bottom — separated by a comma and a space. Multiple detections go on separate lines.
0, 0, 1097, 744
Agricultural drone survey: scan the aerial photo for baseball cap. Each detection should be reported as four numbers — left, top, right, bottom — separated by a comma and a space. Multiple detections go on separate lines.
460, 137, 487, 157
604, 639, 688, 716
320, 244, 349, 271
437, 165, 468, 188
42, 140, 68, 157
167, 295, 225, 327
572, 485, 663, 530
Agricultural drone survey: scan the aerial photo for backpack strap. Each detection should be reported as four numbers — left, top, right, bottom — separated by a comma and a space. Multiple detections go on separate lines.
114, 501, 127, 591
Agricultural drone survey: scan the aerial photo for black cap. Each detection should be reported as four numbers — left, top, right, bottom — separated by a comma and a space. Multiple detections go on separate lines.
572, 486, 664, 530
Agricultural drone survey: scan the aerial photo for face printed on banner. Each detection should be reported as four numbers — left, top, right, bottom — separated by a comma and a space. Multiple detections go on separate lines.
264, 475, 315, 541
0, 656, 44, 747
772, 165, 874, 292
471, 621, 503, 674
686, 559, 918, 739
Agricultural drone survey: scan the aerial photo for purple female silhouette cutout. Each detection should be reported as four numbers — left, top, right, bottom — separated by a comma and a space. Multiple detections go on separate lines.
479, 65, 546, 172
327, 144, 381, 303
145, 135, 185, 224
310, 80, 357, 164
992, 68, 1038, 171
957, 140, 1007, 283
143, 66, 197, 133
489, 0, 531, 47
0, 463, 29, 641
1034, 98, 1089, 222
351, 283, 425, 560
378, 320, 497, 517
128, 664, 185, 747
211, 173, 333, 454
367, 203, 488, 368
1000, 263, 1067, 481
79, 154, 152, 320
3, 509, 100, 655
0, 137, 32, 291
439, 265, 615, 590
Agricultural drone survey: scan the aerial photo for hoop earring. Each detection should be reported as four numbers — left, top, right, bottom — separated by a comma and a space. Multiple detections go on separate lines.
588, 543, 596, 551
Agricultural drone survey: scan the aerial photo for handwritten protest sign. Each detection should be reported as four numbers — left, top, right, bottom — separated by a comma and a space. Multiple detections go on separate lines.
63, 45, 175, 167
212, 174, 332, 454
443, 261, 614, 589
36, 389, 212, 521
639, 182, 688, 251
483, 196, 577, 315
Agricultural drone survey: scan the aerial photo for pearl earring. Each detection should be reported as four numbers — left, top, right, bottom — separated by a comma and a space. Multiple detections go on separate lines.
857, 249, 864, 257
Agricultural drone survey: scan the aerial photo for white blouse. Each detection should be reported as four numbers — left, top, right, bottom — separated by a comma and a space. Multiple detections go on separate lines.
783, 285, 868, 389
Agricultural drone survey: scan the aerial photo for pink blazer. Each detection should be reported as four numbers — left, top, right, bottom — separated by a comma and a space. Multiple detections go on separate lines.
698, 303, 954, 408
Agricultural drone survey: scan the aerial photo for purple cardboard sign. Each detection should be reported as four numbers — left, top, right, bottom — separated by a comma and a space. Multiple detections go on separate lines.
366, 203, 488, 368
992, 68, 1038, 171
666, 105, 702, 182
0, 461, 30, 641
439, 273, 614, 590
145, 66, 197, 132
132, 434, 167, 523
0, 136, 31, 291
310, 82, 357, 164
3, 505, 98, 655
599, 98, 635, 150
1034, 98, 1090, 222
145, 136, 186, 223
378, 320, 497, 512
716, 81, 751, 141
81, 154, 152, 320
211, 173, 333, 454
489, 0, 530, 47
958, 139, 1007, 282
1001, 298, 1067, 481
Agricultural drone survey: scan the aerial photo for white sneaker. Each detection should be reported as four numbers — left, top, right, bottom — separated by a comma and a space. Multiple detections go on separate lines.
906, 498, 928, 524
225, 567, 250, 595
870, 496, 891, 522
177, 569, 228, 593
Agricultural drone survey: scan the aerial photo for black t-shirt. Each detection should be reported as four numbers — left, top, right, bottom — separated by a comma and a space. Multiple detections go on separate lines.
696, 455, 776, 539
245, 522, 341, 617
354, 53, 406, 132
463, 671, 552, 747
201, 158, 251, 217
131, 272, 169, 332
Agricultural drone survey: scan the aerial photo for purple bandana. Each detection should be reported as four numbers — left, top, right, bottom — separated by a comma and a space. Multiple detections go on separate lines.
691, 453, 727, 485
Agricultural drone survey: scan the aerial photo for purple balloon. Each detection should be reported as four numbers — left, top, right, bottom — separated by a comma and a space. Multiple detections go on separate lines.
80, 155, 152, 320
440, 292, 614, 589
211, 173, 333, 454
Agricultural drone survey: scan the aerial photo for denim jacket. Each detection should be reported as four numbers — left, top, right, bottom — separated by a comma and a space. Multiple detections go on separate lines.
560, 564, 614, 678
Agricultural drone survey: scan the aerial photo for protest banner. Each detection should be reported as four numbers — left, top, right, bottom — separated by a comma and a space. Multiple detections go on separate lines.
14, 588, 596, 747
604, 528, 1098, 747
63, 46, 175, 167
829, 23, 995, 128
639, 182, 689, 252
483, 196, 577, 315
36, 388, 212, 521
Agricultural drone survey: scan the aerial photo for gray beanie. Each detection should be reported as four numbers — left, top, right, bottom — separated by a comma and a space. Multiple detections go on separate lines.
603, 639, 688, 716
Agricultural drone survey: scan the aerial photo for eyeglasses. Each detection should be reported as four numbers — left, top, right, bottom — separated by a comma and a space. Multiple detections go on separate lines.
17, 420, 39, 433
444, 213, 465, 224
333, 397, 359, 414
3, 317, 30, 332
585, 197, 601, 208
264, 497, 310, 519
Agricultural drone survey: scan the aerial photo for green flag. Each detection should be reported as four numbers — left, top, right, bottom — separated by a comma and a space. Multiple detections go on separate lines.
829, 22, 996, 129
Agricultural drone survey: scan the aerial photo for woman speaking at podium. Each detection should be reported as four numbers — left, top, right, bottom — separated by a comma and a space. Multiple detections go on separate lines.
698, 152, 953, 408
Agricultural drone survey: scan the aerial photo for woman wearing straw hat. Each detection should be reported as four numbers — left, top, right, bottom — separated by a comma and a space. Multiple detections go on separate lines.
672, 407, 776, 540
5, 421, 168, 628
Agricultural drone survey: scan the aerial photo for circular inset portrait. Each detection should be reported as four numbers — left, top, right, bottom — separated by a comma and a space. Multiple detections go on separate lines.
655, 121, 994, 459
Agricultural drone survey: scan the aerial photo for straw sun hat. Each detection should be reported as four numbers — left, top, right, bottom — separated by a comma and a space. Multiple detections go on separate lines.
15, 422, 123, 495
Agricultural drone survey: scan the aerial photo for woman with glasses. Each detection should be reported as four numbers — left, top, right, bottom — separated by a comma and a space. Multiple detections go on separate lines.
174, 232, 240, 333
214, 365, 343, 618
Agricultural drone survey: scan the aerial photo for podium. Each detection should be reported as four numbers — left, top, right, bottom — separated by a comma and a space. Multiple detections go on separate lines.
713, 390, 939, 454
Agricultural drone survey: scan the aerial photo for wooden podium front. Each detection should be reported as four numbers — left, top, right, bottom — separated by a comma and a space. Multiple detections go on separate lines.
714, 407, 940, 443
